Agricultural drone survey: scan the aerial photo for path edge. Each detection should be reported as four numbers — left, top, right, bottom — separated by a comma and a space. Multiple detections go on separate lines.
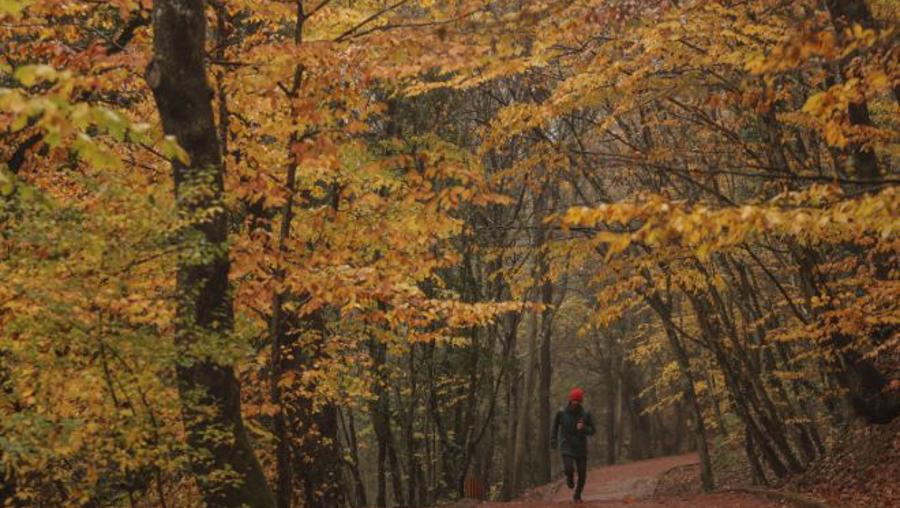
723, 487, 835, 508
541, 477, 565, 501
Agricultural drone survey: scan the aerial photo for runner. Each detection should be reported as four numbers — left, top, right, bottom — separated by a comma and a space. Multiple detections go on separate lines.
550, 387, 596, 503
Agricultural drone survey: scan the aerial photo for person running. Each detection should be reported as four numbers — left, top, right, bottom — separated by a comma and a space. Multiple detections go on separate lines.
550, 387, 596, 503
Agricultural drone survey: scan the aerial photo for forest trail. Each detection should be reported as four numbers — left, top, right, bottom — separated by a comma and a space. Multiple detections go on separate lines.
475, 453, 788, 508
548, 452, 699, 503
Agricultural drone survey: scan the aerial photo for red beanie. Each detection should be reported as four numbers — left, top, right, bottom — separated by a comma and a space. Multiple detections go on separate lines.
569, 387, 584, 402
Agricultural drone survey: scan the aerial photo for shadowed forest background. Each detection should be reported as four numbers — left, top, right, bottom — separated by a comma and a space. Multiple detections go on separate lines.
0, 0, 898, 507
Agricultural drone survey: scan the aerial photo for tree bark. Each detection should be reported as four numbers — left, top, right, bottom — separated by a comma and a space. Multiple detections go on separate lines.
744, 423, 768, 486
824, 0, 880, 180
369, 338, 404, 506
644, 291, 714, 492
294, 399, 345, 508
146, 1, 274, 506
536, 253, 554, 484
501, 312, 520, 501
512, 188, 548, 494
269, 3, 308, 502
603, 334, 618, 465
795, 248, 899, 424
403, 347, 423, 507
511, 306, 538, 494
688, 290, 804, 475
622, 363, 652, 461
339, 408, 368, 508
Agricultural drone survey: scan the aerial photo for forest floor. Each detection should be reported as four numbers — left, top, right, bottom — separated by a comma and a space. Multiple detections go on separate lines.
455, 418, 900, 508
470, 453, 791, 507
653, 418, 900, 508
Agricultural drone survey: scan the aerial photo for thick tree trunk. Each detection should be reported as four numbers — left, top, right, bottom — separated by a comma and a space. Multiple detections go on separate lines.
146, 1, 274, 506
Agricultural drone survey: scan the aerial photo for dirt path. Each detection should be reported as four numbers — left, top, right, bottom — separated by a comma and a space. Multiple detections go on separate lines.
548, 452, 700, 503
474, 453, 790, 508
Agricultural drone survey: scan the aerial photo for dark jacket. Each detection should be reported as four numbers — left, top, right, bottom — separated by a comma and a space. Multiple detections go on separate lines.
550, 404, 596, 458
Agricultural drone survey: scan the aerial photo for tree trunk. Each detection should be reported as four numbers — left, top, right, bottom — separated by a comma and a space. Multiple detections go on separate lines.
514, 184, 550, 492
623, 363, 652, 461
795, 249, 899, 424
339, 409, 368, 508
404, 347, 422, 507
426, 346, 459, 500
376, 430, 387, 507
672, 400, 685, 454
603, 337, 617, 465
645, 291, 714, 492
146, 1, 274, 506
295, 402, 345, 508
744, 423, 768, 486
501, 313, 520, 501
512, 287, 541, 493
824, 0, 880, 180
369, 338, 404, 506
537, 253, 554, 484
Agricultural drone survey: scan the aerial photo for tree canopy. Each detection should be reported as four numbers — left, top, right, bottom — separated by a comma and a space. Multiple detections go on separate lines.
1, 0, 897, 507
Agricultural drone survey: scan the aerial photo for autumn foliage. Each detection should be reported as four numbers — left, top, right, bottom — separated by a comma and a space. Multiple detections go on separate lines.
1, 0, 897, 507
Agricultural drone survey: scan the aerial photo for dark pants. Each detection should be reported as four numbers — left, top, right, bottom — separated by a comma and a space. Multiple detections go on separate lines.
563, 454, 587, 500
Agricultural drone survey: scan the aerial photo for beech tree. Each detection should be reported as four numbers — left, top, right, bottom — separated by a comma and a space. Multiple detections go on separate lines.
146, 0, 275, 505
1, 1, 896, 506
